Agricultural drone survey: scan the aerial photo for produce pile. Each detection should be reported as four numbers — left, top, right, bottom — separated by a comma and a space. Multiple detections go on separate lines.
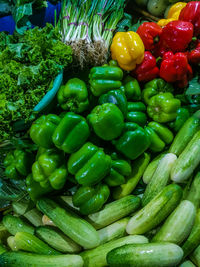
0, 1, 200, 267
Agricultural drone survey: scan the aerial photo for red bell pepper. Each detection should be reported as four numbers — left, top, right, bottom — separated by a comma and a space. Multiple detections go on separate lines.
131, 51, 159, 82
160, 52, 193, 88
160, 20, 193, 53
137, 22, 162, 51
187, 40, 200, 64
179, 1, 200, 37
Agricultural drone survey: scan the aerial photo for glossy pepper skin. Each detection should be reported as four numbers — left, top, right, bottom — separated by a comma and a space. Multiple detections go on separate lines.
52, 112, 90, 153
126, 102, 147, 127
57, 78, 89, 113
161, 20, 193, 53
104, 159, 132, 187
98, 89, 128, 117
187, 40, 200, 64
72, 184, 110, 215
32, 148, 68, 190
145, 122, 174, 152
68, 142, 112, 186
112, 122, 151, 160
160, 52, 193, 88
4, 149, 34, 180
157, 18, 175, 27
89, 66, 123, 96
111, 31, 145, 71
147, 92, 181, 123
169, 107, 190, 132
121, 76, 141, 101
131, 51, 159, 82
30, 114, 60, 148
142, 78, 174, 105
179, 1, 200, 37
136, 22, 162, 51
87, 103, 124, 141
26, 174, 52, 202
167, 2, 187, 20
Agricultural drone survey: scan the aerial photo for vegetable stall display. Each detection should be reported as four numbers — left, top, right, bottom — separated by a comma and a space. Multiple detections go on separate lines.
1, 1, 200, 267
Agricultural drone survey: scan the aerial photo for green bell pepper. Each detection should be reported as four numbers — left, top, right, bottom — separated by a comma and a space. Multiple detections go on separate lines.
30, 114, 60, 148
104, 159, 132, 187
121, 76, 141, 101
26, 174, 52, 202
32, 148, 68, 190
57, 78, 89, 113
87, 103, 124, 141
126, 102, 147, 126
68, 142, 112, 186
72, 184, 110, 215
4, 149, 34, 180
89, 66, 123, 96
169, 107, 190, 132
147, 93, 181, 123
98, 89, 128, 117
142, 78, 174, 105
112, 122, 151, 160
145, 121, 174, 152
52, 112, 90, 153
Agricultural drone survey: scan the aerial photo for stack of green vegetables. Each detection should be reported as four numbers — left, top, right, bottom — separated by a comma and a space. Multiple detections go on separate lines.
1, 57, 200, 266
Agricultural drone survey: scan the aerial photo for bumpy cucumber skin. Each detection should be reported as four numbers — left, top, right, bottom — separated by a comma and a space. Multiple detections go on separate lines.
126, 184, 182, 235
180, 260, 196, 267
142, 153, 177, 206
153, 200, 195, 245
37, 198, 100, 249
87, 195, 141, 229
147, 0, 169, 17
0, 252, 83, 267
81, 235, 148, 267
171, 131, 200, 183
2, 215, 34, 236
186, 172, 200, 209
190, 244, 200, 266
107, 242, 183, 267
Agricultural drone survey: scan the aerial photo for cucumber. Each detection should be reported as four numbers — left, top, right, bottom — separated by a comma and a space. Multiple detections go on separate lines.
0, 252, 83, 267
186, 172, 200, 209
98, 217, 129, 245
126, 184, 182, 235
113, 153, 150, 199
42, 215, 56, 226
179, 261, 196, 267
0, 223, 9, 245
107, 242, 183, 267
169, 111, 200, 156
14, 232, 60, 255
37, 197, 100, 249
182, 209, 200, 258
81, 235, 148, 267
171, 130, 200, 183
7, 236, 18, 251
59, 196, 80, 213
190, 244, 200, 266
36, 226, 81, 253
143, 153, 166, 184
153, 200, 196, 245
142, 153, 177, 206
3, 215, 34, 235
147, 0, 169, 17
87, 195, 141, 229
0, 244, 7, 255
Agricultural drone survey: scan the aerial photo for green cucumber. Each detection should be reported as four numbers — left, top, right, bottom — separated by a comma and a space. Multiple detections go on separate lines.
126, 184, 182, 235
179, 261, 196, 267
37, 198, 100, 249
98, 217, 129, 245
14, 232, 60, 255
147, 0, 169, 17
169, 111, 200, 156
113, 153, 150, 199
171, 130, 200, 183
190, 244, 200, 266
182, 209, 200, 258
2, 215, 34, 235
87, 195, 141, 229
36, 226, 81, 253
186, 172, 200, 209
7, 236, 18, 251
59, 196, 80, 213
0, 244, 7, 255
107, 242, 183, 267
153, 200, 196, 244
42, 215, 55, 226
143, 153, 166, 184
0, 252, 83, 267
81, 235, 148, 267
142, 153, 177, 206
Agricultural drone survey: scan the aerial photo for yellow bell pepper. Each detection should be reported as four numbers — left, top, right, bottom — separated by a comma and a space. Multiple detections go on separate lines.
157, 18, 176, 27
167, 2, 187, 20
110, 31, 144, 71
